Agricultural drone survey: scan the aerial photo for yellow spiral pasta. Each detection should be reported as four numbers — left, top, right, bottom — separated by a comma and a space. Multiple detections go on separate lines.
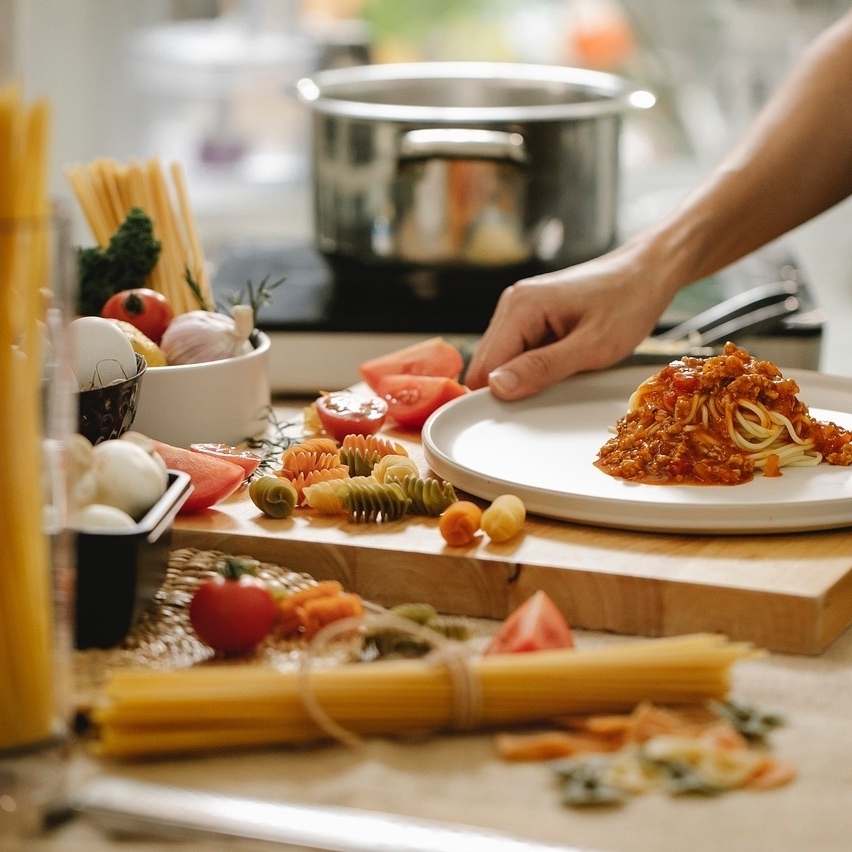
372, 454, 420, 483
302, 475, 376, 514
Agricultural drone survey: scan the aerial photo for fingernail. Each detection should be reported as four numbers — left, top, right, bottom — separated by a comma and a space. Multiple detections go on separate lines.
488, 369, 520, 396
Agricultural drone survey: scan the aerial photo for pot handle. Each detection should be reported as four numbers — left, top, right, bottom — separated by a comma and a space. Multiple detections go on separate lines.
398, 128, 528, 164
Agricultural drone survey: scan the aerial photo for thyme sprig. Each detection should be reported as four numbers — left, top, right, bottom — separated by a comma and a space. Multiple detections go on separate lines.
219, 274, 286, 329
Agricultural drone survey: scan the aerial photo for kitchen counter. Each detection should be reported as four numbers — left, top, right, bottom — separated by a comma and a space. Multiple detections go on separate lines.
16, 191, 852, 848
18, 607, 852, 852
18, 389, 852, 852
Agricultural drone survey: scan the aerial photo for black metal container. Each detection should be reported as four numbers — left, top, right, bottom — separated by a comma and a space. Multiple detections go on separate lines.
74, 470, 192, 649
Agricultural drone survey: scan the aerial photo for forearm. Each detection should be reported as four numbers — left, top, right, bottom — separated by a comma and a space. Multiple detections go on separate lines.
636, 8, 852, 297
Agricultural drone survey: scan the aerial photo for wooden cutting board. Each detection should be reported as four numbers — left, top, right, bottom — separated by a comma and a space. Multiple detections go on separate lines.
172, 404, 852, 656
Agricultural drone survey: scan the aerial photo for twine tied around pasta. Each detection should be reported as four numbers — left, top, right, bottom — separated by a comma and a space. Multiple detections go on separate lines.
297, 607, 483, 749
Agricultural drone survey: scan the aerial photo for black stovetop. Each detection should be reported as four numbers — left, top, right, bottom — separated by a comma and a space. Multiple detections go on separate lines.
211, 237, 824, 339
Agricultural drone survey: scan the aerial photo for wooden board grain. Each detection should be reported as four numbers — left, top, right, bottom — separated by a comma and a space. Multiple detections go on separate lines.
171, 404, 852, 656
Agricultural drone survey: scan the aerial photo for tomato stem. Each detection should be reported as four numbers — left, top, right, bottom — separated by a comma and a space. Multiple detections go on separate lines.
217, 555, 258, 581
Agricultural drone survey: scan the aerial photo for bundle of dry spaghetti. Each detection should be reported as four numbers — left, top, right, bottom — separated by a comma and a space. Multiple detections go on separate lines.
91, 633, 758, 759
64, 156, 213, 313
0, 81, 56, 749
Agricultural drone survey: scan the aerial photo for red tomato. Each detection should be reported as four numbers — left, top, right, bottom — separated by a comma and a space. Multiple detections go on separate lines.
189, 571, 278, 655
315, 390, 388, 442
359, 337, 464, 394
189, 443, 262, 477
150, 439, 245, 513
376, 374, 468, 431
484, 591, 575, 655
101, 288, 174, 344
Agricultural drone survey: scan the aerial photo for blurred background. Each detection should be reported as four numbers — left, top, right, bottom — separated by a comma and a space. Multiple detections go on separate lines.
3, 0, 852, 373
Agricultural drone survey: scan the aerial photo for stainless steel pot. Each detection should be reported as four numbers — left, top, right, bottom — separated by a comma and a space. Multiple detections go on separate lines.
295, 61, 654, 289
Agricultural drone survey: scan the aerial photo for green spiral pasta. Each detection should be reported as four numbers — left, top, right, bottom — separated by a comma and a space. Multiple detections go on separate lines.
248, 476, 298, 519
397, 474, 458, 516
341, 479, 411, 523
338, 446, 381, 477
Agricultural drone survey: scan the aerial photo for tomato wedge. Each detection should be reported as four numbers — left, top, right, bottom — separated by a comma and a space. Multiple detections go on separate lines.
189, 443, 262, 477
315, 390, 388, 442
484, 591, 575, 655
376, 374, 468, 431
359, 337, 464, 394
150, 439, 246, 513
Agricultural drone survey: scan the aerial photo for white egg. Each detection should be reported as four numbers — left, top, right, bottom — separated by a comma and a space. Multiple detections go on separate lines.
72, 503, 138, 531
69, 316, 138, 390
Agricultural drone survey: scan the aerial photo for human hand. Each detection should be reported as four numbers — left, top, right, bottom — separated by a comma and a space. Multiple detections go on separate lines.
465, 246, 675, 400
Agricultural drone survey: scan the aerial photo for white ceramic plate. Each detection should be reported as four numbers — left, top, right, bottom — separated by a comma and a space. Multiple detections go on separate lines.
422, 366, 852, 534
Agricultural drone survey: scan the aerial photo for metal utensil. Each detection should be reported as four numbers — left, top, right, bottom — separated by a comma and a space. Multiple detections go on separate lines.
64, 776, 593, 852
628, 278, 801, 363
653, 278, 799, 345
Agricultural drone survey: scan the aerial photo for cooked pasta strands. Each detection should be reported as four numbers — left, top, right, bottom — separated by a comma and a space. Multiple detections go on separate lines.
91, 633, 758, 758
64, 155, 214, 312
599, 343, 852, 484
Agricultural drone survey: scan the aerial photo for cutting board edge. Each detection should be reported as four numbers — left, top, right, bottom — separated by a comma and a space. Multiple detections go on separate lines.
171, 529, 851, 655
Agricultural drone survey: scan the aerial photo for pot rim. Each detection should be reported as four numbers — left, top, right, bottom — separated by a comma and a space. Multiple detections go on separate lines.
295, 60, 655, 123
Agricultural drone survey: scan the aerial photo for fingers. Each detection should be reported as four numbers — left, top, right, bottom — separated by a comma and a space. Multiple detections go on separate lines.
484, 326, 627, 400
465, 277, 575, 391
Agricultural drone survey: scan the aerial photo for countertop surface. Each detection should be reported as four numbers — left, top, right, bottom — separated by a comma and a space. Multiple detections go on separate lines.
21, 392, 852, 852
16, 186, 852, 852
18, 621, 852, 852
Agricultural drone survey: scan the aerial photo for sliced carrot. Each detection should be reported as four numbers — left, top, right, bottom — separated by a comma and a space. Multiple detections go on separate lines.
495, 730, 619, 762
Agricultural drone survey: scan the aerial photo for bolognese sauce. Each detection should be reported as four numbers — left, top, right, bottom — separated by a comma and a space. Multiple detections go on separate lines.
596, 342, 852, 485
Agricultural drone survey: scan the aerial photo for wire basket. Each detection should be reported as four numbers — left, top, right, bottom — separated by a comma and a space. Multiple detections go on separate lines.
78, 353, 147, 445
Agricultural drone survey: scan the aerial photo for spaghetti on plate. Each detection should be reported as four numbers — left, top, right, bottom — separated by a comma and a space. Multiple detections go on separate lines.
596, 342, 852, 485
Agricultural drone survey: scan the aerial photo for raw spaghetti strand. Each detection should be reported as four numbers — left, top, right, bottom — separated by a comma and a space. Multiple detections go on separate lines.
63, 156, 214, 313
0, 82, 56, 750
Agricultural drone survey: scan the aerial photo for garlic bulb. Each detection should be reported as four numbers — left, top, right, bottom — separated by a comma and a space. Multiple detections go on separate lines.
160, 305, 255, 366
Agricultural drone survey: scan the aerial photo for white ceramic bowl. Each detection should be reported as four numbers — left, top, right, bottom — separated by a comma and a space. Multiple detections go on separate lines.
132, 332, 272, 448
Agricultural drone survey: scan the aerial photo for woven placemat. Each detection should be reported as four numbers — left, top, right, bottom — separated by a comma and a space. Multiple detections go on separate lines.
73, 547, 323, 711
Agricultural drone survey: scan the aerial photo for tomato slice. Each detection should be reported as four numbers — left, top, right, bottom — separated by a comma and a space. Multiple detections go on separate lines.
484, 591, 575, 655
315, 390, 388, 442
359, 337, 464, 393
189, 443, 262, 477
376, 374, 468, 431
150, 439, 246, 513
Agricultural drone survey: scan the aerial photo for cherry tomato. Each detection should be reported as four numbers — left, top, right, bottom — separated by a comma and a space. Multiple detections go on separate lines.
359, 337, 464, 393
189, 443, 262, 477
315, 390, 388, 442
189, 560, 278, 655
150, 439, 246, 513
101, 288, 174, 344
376, 374, 468, 431
484, 591, 574, 656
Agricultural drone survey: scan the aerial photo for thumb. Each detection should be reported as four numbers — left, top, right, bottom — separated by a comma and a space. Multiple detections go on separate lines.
486, 345, 576, 401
